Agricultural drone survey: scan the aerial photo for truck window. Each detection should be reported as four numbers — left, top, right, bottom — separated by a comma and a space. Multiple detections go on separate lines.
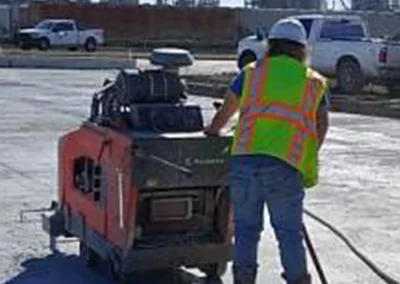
298, 19, 313, 38
53, 22, 74, 32
320, 20, 366, 40
36, 21, 53, 30
76, 23, 88, 31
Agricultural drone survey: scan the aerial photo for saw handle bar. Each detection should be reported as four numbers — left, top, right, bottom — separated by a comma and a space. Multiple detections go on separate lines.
134, 148, 193, 177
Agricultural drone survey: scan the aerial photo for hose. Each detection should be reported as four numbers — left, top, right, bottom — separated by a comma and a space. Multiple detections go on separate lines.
304, 209, 400, 284
303, 225, 329, 284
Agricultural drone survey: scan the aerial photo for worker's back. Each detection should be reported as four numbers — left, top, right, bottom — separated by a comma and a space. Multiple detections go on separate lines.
231, 54, 327, 188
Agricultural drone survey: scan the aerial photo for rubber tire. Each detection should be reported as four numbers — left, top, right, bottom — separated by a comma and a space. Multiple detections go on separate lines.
79, 242, 100, 268
337, 59, 364, 94
108, 255, 128, 284
84, 38, 97, 52
200, 262, 227, 279
238, 51, 256, 69
38, 37, 50, 51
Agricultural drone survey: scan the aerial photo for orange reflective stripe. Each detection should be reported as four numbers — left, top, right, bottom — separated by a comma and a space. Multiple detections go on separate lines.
300, 81, 311, 111
253, 113, 317, 139
235, 117, 250, 152
235, 64, 255, 150
247, 59, 269, 150
256, 58, 269, 103
303, 83, 314, 112
287, 132, 304, 166
298, 137, 308, 167
244, 100, 317, 122
237, 61, 263, 149
301, 79, 322, 114
309, 79, 322, 112
234, 59, 262, 151
248, 61, 263, 104
246, 118, 256, 151
244, 100, 300, 112
244, 104, 317, 134
243, 65, 258, 105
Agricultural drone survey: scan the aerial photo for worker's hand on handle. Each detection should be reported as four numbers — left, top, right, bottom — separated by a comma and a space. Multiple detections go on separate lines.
204, 91, 239, 136
204, 124, 220, 136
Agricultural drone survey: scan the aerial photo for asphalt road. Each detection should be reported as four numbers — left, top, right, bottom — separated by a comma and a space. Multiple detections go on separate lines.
0, 68, 399, 284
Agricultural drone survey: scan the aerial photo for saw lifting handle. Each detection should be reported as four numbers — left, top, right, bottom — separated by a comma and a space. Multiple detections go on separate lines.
135, 148, 193, 177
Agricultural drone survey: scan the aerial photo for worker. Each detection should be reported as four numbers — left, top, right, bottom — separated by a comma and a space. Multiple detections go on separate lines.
204, 18, 329, 284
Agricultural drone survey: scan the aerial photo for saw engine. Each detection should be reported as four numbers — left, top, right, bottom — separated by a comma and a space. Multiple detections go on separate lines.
42, 48, 233, 282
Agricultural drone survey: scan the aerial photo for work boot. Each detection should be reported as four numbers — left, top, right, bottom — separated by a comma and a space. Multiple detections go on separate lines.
233, 266, 257, 284
281, 273, 311, 284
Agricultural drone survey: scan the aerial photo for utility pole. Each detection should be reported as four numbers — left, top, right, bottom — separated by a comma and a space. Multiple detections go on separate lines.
10, 0, 19, 41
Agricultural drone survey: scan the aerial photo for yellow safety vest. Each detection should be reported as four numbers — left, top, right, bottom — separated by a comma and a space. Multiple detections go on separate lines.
231, 55, 327, 188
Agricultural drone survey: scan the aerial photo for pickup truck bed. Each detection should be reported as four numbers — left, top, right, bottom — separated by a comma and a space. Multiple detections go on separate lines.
237, 15, 400, 94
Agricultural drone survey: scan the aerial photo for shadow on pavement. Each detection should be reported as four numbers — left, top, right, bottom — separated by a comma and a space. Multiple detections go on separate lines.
5, 253, 222, 284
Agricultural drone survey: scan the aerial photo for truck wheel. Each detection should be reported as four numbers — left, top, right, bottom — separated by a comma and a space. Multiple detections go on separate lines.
79, 242, 100, 268
200, 262, 227, 279
238, 50, 256, 69
38, 37, 50, 51
337, 58, 364, 94
84, 38, 97, 52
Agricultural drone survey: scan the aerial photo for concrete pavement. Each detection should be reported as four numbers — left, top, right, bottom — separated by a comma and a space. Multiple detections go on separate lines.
0, 47, 237, 61
0, 51, 237, 74
0, 69, 399, 284
0, 54, 138, 69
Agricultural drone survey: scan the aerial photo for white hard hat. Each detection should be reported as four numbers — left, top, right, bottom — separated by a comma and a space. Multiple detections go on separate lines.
268, 18, 307, 46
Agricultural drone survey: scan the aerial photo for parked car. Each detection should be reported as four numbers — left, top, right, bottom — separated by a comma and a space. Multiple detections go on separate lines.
17, 19, 104, 52
237, 14, 400, 93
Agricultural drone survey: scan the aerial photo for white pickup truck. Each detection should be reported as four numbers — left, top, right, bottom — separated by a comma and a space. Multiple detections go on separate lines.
237, 15, 400, 93
17, 19, 104, 52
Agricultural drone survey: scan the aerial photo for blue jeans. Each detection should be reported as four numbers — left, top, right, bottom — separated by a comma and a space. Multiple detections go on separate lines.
229, 155, 307, 282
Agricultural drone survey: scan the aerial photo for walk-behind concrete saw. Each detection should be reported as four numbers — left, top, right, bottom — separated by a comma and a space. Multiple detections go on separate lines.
40, 48, 233, 283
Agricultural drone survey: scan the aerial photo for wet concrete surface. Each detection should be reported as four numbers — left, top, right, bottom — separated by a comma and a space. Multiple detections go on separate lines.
0, 68, 399, 284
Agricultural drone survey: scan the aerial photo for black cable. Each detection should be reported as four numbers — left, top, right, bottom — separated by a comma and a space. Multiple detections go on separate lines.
304, 209, 400, 284
303, 225, 329, 284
